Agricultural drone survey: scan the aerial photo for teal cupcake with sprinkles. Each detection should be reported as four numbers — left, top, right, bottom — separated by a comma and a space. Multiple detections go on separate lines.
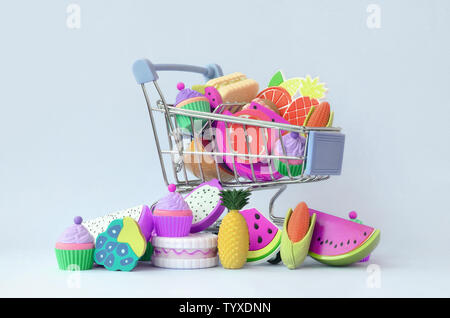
174, 82, 211, 133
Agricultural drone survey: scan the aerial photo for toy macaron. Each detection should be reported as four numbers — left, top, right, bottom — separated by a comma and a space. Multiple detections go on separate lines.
55, 216, 95, 271
152, 233, 219, 269
174, 82, 211, 133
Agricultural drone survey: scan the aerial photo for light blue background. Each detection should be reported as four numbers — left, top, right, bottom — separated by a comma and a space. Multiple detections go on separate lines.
1, 0, 449, 297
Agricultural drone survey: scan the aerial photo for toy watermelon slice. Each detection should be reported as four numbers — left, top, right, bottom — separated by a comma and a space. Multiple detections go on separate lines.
308, 208, 380, 266
241, 208, 281, 264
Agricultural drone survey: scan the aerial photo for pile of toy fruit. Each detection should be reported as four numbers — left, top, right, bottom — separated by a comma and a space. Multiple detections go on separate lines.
54, 180, 380, 271
176, 71, 337, 182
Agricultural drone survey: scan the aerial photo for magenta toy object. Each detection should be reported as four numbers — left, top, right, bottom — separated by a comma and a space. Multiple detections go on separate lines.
137, 205, 154, 242
204, 86, 223, 110
308, 208, 380, 266
348, 211, 371, 262
214, 101, 290, 181
183, 179, 225, 233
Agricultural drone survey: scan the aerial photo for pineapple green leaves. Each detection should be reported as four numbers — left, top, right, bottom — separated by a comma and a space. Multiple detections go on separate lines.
219, 189, 251, 211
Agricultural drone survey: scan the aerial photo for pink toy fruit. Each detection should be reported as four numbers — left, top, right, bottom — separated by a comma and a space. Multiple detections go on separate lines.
215, 114, 283, 181
308, 208, 380, 266
240, 208, 281, 264
214, 102, 290, 181
348, 211, 371, 262
229, 108, 272, 164
184, 179, 226, 233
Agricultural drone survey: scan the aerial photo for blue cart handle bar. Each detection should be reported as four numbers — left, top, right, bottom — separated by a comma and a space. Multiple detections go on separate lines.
132, 59, 224, 84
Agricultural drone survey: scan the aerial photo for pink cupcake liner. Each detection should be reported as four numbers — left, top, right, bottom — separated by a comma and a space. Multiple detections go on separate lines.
153, 215, 192, 237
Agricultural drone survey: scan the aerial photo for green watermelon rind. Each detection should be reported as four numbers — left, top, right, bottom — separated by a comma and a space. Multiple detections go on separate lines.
247, 231, 281, 263
308, 229, 380, 266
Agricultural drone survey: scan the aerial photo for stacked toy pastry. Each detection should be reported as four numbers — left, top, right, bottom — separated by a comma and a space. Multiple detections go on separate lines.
151, 184, 219, 269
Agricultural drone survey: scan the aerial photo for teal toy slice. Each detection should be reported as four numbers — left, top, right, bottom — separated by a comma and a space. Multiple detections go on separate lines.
139, 242, 154, 262
94, 217, 147, 271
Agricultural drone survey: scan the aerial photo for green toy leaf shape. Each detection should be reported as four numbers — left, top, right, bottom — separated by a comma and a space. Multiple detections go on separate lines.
268, 70, 285, 87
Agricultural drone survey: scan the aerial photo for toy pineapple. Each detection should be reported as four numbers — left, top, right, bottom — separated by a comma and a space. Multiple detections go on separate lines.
218, 189, 251, 269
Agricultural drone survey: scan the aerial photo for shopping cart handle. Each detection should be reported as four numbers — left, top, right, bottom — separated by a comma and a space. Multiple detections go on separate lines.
132, 59, 223, 84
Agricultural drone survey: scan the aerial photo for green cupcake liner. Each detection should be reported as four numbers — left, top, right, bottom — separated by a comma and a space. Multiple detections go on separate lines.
274, 159, 303, 177
55, 248, 94, 271
139, 242, 153, 262
176, 100, 211, 133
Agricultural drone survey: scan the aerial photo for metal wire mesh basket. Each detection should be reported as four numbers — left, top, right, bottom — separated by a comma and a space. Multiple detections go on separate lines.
132, 60, 344, 225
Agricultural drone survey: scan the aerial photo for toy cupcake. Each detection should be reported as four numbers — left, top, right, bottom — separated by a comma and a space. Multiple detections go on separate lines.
272, 132, 306, 177
55, 216, 95, 270
153, 184, 193, 237
174, 82, 211, 133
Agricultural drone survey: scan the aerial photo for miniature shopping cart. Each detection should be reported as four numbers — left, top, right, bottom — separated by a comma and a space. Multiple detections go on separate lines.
132, 59, 345, 227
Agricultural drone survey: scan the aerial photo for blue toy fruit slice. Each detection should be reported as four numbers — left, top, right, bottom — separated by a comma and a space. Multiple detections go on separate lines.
94, 217, 147, 271
308, 209, 380, 266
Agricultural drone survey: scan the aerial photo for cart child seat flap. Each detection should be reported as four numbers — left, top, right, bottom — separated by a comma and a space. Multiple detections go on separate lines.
305, 131, 345, 175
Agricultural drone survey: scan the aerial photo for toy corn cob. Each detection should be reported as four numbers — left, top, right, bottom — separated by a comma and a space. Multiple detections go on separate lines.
304, 101, 330, 127
217, 189, 251, 269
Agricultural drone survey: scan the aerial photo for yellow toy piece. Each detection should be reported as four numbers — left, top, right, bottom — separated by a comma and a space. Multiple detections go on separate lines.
326, 111, 334, 127
117, 217, 147, 257
217, 189, 251, 269
279, 78, 302, 97
218, 210, 249, 269
299, 75, 327, 100
191, 84, 206, 95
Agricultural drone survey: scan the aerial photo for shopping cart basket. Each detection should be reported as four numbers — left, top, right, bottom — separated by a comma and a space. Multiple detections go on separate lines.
132, 59, 345, 226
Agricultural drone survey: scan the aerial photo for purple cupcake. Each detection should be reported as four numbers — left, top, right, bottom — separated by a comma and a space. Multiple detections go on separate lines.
153, 184, 193, 237
55, 216, 95, 270
272, 132, 306, 177
174, 82, 210, 132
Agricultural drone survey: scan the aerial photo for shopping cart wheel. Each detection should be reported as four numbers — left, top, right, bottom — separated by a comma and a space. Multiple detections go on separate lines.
267, 251, 282, 265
